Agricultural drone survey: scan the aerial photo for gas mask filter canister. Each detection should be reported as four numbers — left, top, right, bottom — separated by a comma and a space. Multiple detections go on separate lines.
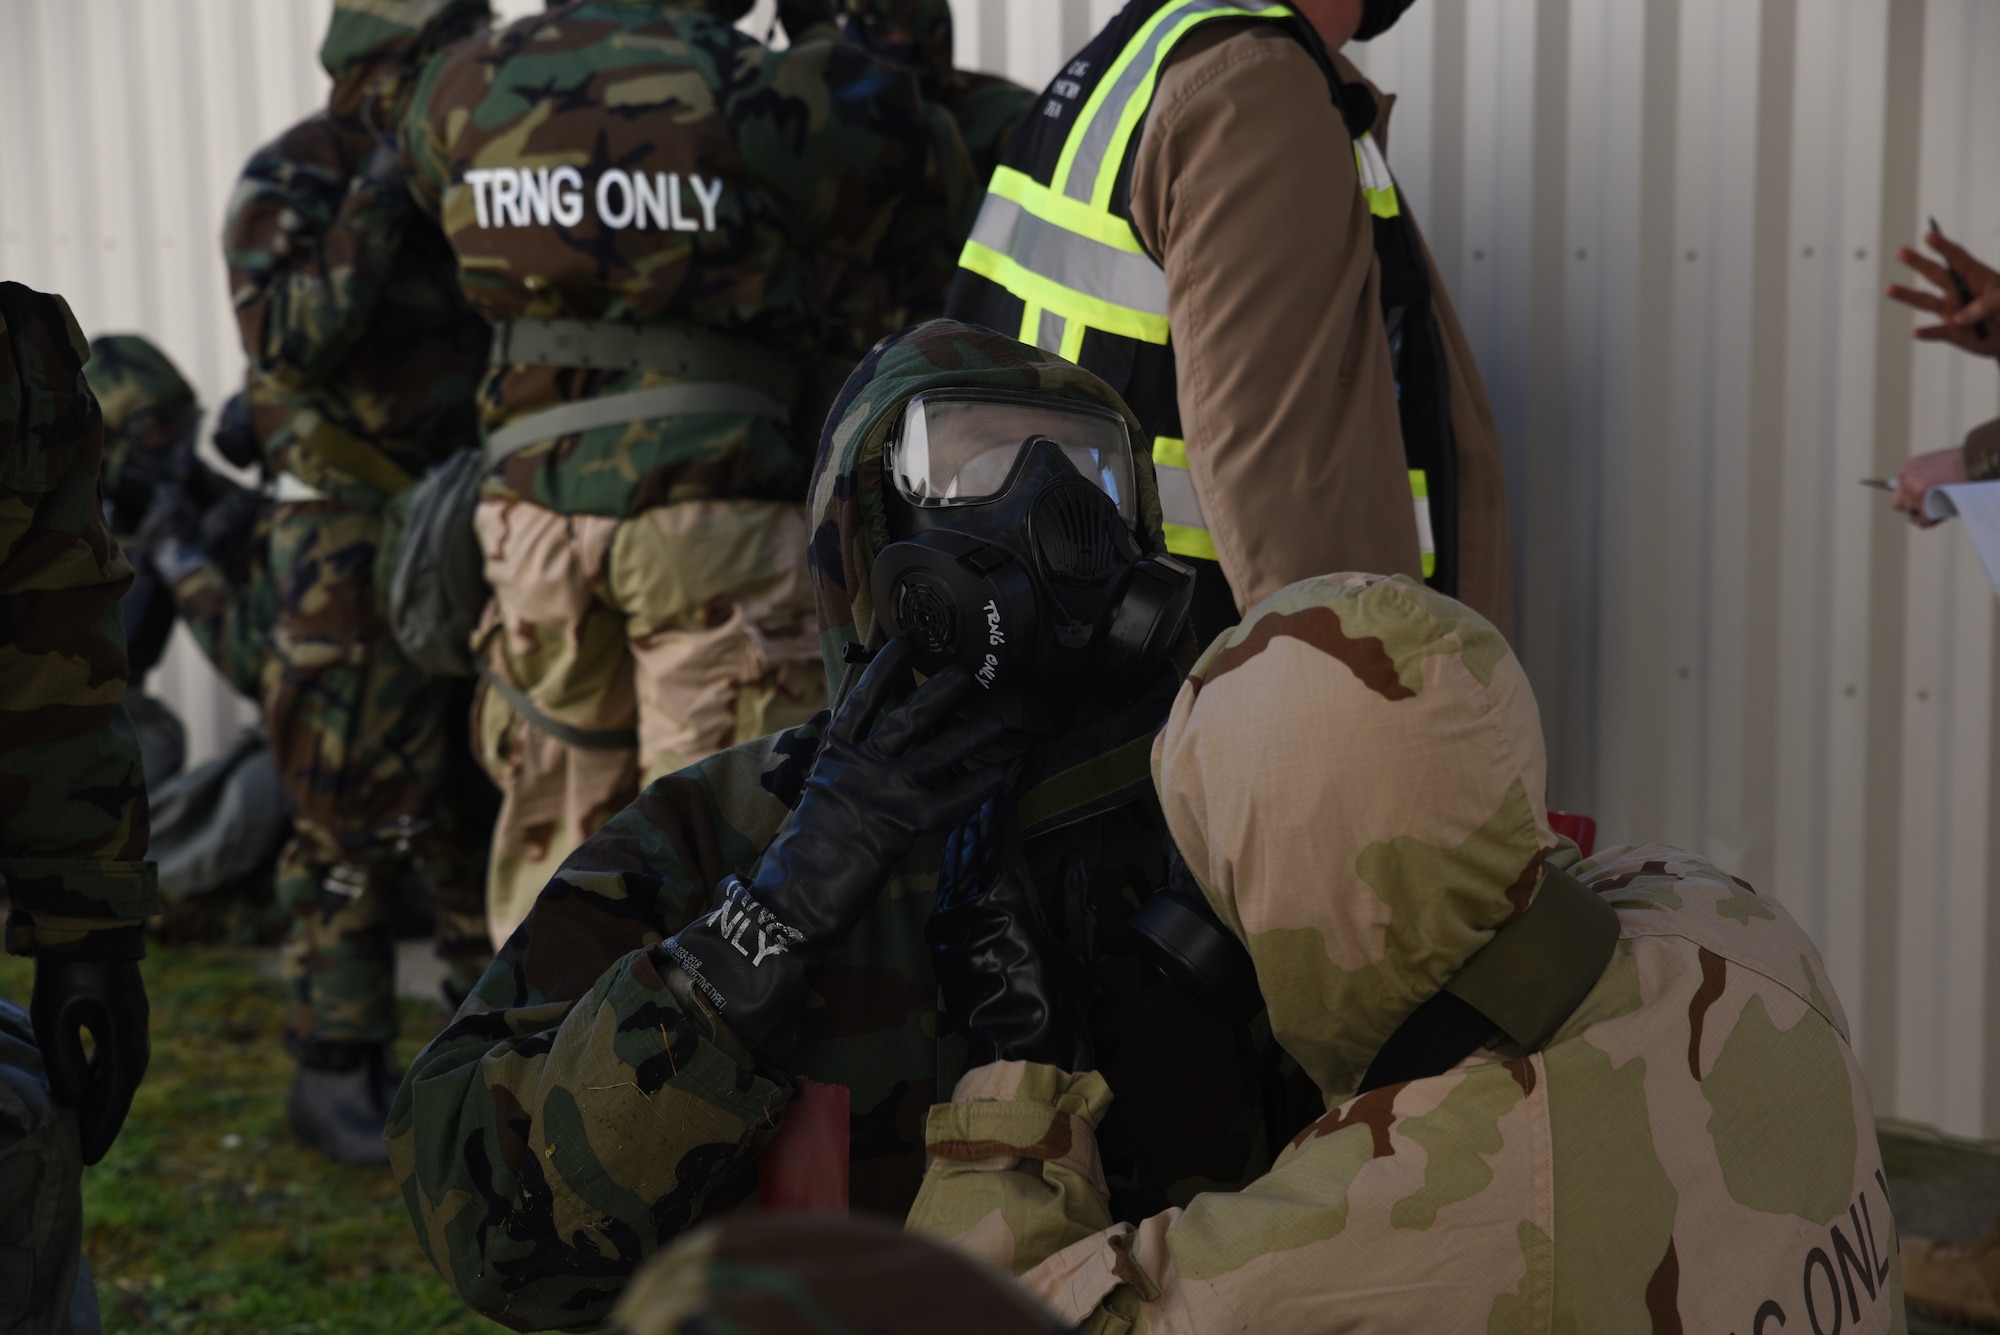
870, 390, 1195, 730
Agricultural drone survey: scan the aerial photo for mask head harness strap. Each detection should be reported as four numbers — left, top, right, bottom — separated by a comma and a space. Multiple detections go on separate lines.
1135, 857, 1623, 1091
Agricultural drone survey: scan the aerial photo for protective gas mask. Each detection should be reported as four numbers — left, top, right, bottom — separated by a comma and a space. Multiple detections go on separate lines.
872, 390, 1195, 731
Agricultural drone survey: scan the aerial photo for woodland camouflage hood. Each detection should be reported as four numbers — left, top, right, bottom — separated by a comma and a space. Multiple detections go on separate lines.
804, 318, 1170, 697
319, 0, 491, 80
1154, 572, 1559, 1102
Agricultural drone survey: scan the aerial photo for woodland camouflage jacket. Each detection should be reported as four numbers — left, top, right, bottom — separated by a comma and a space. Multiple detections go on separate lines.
387, 321, 1310, 1330
908, 574, 1906, 1335
397, 0, 971, 520
0, 285, 156, 953
224, 16, 490, 510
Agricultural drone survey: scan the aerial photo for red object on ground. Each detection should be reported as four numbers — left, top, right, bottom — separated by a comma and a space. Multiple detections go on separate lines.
758, 1078, 851, 1214
1548, 811, 1597, 858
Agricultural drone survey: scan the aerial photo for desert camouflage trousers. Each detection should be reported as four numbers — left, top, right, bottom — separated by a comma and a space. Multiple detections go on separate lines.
265, 500, 490, 1047
471, 497, 826, 948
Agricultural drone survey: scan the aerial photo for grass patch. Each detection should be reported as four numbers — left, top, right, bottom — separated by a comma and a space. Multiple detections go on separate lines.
0, 945, 492, 1332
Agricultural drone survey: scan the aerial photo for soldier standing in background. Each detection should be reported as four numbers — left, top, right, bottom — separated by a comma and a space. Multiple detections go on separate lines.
0, 286, 155, 1334
85, 344, 277, 706
88, 335, 200, 700
222, 0, 495, 1164
841, 0, 1034, 183
397, 0, 969, 947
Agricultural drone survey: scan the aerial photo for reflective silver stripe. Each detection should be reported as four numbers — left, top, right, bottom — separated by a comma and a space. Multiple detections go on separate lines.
1057, 0, 1290, 203
1036, 306, 1066, 354
1153, 461, 1207, 531
967, 191, 1170, 318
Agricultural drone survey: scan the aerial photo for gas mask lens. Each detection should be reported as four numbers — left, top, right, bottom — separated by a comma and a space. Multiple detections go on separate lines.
890, 391, 1137, 525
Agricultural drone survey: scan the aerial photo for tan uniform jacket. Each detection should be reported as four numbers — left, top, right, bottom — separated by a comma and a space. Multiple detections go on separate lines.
1129, 27, 1514, 631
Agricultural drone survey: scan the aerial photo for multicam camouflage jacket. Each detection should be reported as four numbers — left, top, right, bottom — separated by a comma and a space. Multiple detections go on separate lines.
0, 284, 157, 954
389, 321, 1308, 1330
223, 6, 490, 511
396, 0, 971, 519
909, 574, 1905, 1335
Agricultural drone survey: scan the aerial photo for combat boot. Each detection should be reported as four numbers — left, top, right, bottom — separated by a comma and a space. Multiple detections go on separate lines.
286, 1039, 398, 1167
1903, 1221, 2000, 1331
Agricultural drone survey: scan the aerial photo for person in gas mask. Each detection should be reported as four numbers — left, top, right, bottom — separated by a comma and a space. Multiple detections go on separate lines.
947, 0, 1513, 645
909, 572, 1904, 1334
838, 0, 1034, 184
389, 321, 1318, 1331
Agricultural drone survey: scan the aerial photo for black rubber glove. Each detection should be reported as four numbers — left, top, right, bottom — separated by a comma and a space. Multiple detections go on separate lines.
134, 483, 208, 585
32, 942, 151, 1165
667, 637, 1007, 1063
928, 794, 1095, 1072
198, 487, 267, 569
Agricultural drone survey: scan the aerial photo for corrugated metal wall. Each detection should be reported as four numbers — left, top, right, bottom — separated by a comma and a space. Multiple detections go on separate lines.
2, 0, 1994, 1136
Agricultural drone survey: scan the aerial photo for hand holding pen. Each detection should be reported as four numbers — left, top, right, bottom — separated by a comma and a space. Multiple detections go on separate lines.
1887, 220, 2000, 358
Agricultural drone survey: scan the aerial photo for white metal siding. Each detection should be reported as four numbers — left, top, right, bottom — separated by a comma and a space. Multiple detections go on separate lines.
2, 0, 1994, 1135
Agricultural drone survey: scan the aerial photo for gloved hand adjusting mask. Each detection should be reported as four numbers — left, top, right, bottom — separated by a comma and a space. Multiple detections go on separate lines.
872, 390, 1195, 731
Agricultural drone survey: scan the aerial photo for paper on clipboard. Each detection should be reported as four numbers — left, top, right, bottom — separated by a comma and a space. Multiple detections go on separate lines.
1923, 481, 2000, 592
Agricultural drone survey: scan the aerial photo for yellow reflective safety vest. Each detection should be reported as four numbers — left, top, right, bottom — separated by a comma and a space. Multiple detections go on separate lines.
945, 0, 1460, 603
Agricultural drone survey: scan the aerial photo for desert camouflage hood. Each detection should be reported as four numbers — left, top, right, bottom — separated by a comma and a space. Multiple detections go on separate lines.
804, 318, 1169, 695
1154, 573, 1560, 1102
319, 0, 491, 81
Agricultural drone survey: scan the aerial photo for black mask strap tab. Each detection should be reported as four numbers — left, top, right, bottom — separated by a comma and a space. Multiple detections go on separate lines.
1131, 841, 1263, 1025
1357, 863, 1621, 1093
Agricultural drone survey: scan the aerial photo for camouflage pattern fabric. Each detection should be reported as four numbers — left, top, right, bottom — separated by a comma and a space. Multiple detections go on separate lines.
907, 573, 1906, 1335
169, 499, 278, 702
613, 1215, 1070, 1334
840, 0, 1034, 181
225, 0, 496, 1036
225, 21, 490, 513
388, 321, 1296, 1332
0, 284, 157, 956
80, 333, 198, 503
397, 0, 971, 519
470, 495, 826, 948
265, 501, 489, 1042
320, 0, 490, 78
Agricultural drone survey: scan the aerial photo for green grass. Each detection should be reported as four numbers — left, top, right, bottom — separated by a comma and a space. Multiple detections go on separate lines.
0, 946, 493, 1333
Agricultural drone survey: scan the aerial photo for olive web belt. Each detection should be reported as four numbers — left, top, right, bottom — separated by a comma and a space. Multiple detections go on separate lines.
482, 317, 795, 465
473, 658, 639, 751
481, 383, 792, 465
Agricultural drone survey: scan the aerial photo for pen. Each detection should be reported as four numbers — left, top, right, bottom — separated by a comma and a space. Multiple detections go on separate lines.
1859, 478, 1894, 491
1930, 215, 1990, 341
